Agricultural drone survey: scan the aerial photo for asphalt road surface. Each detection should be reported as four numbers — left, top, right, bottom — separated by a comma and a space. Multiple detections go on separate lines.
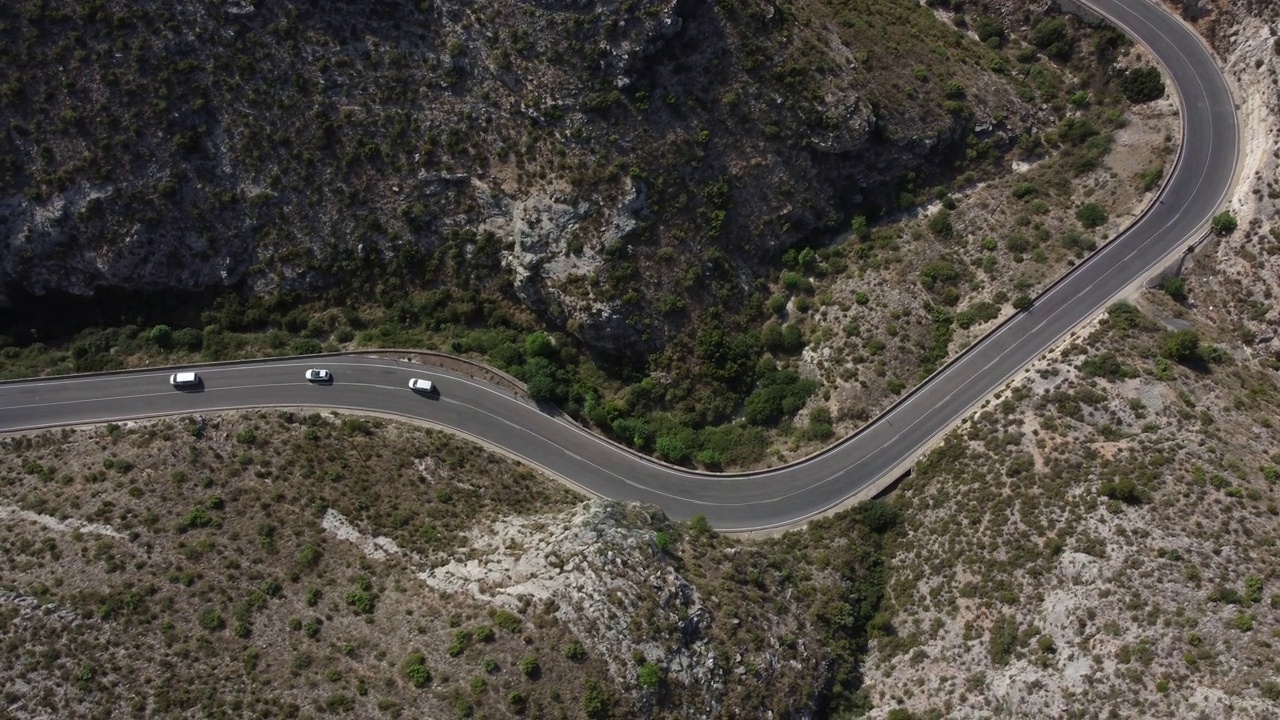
0, 0, 1238, 530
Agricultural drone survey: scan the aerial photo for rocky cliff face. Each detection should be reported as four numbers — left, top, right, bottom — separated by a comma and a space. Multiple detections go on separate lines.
0, 0, 1048, 351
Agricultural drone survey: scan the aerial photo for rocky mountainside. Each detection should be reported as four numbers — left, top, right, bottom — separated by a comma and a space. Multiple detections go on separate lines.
863, 297, 1280, 718
0, 0, 1054, 353
858, 1, 1280, 714
0, 412, 893, 718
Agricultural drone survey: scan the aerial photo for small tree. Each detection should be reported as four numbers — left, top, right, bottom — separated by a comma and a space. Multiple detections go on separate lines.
1211, 211, 1238, 235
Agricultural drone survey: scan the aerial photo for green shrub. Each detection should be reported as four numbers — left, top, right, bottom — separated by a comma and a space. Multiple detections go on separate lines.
1162, 276, 1188, 302
1211, 211, 1238, 235
448, 629, 472, 657
1119, 66, 1165, 103
582, 680, 610, 719
565, 642, 587, 661
197, 608, 225, 631
655, 431, 694, 465
522, 357, 568, 402
637, 661, 663, 689
1031, 17, 1072, 59
920, 260, 961, 289
1138, 166, 1163, 192
688, 514, 715, 537
781, 271, 813, 294
519, 655, 540, 678
524, 331, 555, 359
1004, 233, 1030, 254
975, 17, 1004, 44
1099, 478, 1144, 505
695, 449, 724, 469
323, 694, 353, 712
345, 589, 375, 615
1075, 203, 1108, 229
403, 652, 431, 688
988, 614, 1021, 665
955, 301, 1000, 329
1207, 585, 1242, 604
762, 321, 806, 355
148, 324, 173, 348
851, 215, 871, 241
742, 365, 817, 426
1244, 576, 1264, 604
610, 415, 654, 449
1011, 182, 1038, 199
928, 209, 954, 238
1079, 351, 1128, 379
1161, 330, 1201, 362
289, 338, 322, 355
177, 507, 218, 532
492, 609, 522, 633
297, 544, 322, 570
1060, 229, 1096, 254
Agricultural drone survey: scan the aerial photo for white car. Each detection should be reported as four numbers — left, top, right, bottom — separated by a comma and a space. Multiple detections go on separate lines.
169, 371, 200, 387
304, 368, 331, 382
408, 378, 435, 393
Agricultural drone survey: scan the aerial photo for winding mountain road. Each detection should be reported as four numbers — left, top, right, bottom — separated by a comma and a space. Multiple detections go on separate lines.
0, 0, 1238, 530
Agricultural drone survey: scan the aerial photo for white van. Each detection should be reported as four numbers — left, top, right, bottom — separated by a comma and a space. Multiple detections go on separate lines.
408, 378, 435, 393
170, 372, 200, 387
